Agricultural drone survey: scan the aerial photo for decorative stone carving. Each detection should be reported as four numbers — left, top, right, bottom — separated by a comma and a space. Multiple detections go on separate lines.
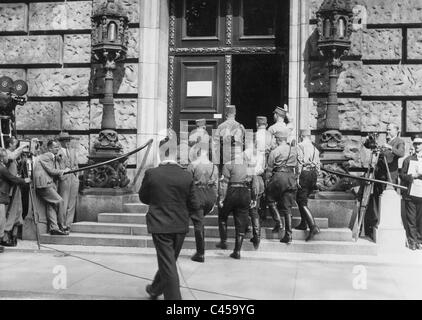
406, 101, 422, 132
64, 35, 91, 64
226, 0, 233, 46
90, 99, 137, 129
27, 68, 90, 97
225, 55, 232, 107
89, 133, 137, 165
168, 56, 175, 129
62, 101, 90, 130
92, 64, 138, 95
169, 0, 176, 47
16, 102, 61, 130
170, 47, 278, 55
0, 3, 28, 32
93, 0, 139, 24
84, 160, 130, 188
407, 29, 422, 60
362, 29, 402, 60
127, 28, 140, 59
362, 65, 422, 96
29, 1, 92, 31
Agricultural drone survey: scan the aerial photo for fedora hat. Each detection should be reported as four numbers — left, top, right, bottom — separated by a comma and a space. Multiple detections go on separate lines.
57, 131, 74, 141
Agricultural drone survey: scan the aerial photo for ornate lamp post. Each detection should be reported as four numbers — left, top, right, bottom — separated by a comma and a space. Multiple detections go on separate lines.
316, 0, 353, 160
86, 0, 130, 188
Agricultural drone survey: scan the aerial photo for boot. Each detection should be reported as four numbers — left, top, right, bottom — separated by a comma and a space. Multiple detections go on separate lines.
295, 207, 308, 230
191, 227, 205, 263
268, 203, 282, 233
230, 233, 244, 259
11, 225, 19, 247
1, 232, 14, 247
280, 214, 292, 244
249, 217, 261, 250
216, 221, 228, 249
302, 206, 320, 242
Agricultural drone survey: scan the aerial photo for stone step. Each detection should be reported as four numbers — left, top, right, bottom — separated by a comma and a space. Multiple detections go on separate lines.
97, 213, 329, 229
39, 233, 377, 255
71, 222, 349, 241
123, 203, 148, 213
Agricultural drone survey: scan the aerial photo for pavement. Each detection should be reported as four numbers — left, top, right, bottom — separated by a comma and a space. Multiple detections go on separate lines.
1, 240, 422, 300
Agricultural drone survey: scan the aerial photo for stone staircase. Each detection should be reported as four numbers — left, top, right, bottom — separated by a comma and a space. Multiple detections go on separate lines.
40, 199, 378, 255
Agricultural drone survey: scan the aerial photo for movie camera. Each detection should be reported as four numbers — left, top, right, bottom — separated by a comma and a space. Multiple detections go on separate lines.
363, 132, 380, 151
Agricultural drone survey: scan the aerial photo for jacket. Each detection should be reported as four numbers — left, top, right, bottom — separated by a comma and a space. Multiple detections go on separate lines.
400, 154, 421, 200
0, 164, 26, 204
33, 152, 64, 189
139, 162, 200, 234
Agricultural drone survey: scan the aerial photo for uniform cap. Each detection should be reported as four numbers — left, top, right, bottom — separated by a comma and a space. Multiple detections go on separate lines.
413, 134, 422, 144
256, 116, 267, 126
195, 118, 206, 127
273, 105, 287, 117
225, 105, 236, 115
57, 131, 75, 141
275, 128, 290, 139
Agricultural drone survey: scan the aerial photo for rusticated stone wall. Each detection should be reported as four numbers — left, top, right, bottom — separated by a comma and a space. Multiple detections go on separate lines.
0, 0, 140, 172
308, 0, 422, 166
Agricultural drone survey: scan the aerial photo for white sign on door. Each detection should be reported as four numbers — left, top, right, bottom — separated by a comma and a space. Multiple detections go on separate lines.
187, 81, 213, 97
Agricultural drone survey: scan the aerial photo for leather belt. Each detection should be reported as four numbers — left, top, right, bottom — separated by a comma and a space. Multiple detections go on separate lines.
274, 167, 295, 173
228, 182, 248, 188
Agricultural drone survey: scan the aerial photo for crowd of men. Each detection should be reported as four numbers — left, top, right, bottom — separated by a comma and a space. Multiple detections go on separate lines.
0, 132, 79, 253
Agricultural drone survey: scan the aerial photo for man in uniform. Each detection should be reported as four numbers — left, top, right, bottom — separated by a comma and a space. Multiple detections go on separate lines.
295, 129, 321, 241
186, 141, 218, 263
216, 149, 256, 259
188, 119, 209, 162
266, 129, 298, 244
268, 105, 295, 148
212, 105, 246, 167
57, 132, 79, 233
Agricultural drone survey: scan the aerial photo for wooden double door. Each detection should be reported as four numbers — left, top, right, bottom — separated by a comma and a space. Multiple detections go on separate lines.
168, 0, 290, 135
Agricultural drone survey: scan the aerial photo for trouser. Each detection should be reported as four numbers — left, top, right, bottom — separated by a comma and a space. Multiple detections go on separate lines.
0, 204, 7, 238
404, 198, 422, 245
36, 187, 65, 231
219, 186, 251, 236
150, 233, 186, 300
249, 194, 262, 238
4, 186, 23, 232
59, 175, 79, 228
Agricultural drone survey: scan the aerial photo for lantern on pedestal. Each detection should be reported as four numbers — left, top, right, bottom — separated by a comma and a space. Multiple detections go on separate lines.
86, 0, 130, 188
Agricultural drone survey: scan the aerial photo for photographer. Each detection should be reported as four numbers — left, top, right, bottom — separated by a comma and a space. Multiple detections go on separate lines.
0, 148, 31, 252
364, 123, 405, 240
1, 137, 27, 246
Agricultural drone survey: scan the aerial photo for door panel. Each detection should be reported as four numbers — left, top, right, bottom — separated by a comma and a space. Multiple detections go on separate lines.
174, 56, 225, 134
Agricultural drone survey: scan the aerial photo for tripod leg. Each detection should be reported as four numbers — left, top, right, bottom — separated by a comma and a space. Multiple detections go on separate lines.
28, 184, 41, 250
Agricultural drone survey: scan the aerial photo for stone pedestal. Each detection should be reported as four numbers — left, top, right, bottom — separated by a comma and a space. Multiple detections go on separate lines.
76, 188, 139, 222
377, 188, 406, 252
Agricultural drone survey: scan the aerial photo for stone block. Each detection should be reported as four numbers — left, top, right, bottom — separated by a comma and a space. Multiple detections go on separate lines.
127, 28, 140, 59
29, 1, 92, 31
90, 99, 138, 129
362, 29, 402, 60
64, 34, 91, 64
0, 36, 62, 65
308, 61, 362, 93
407, 29, 422, 60
364, 0, 422, 24
362, 65, 422, 96
27, 68, 90, 97
406, 101, 422, 132
360, 101, 402, 132
16, 102, 61, 130
93, 0, 140, 24
0, 69, 25, 80
92, 63, 138, 95
72, 135, 89, 165
0, 3, 28, 32
62, 101, 90, 131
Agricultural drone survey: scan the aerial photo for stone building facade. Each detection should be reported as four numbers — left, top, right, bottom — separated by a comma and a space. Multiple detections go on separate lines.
0, 0, 422, 175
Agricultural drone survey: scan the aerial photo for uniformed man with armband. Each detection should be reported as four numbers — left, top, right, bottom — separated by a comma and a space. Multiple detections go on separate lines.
295, 129, 321, 241
188, 119, 209, 162
216, 150, 257, 259
268, 105, 295, 148
266, 129, 298, 244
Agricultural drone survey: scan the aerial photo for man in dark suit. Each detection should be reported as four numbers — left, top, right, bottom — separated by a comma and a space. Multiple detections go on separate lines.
139, 137, 200, 300
33, 140, 69, 235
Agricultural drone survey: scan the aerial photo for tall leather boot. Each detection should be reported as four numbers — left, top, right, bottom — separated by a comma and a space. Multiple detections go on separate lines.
11, 225, 19, 247
268, 203, 282, 233
249, 216, 261, 250
302, 206, 320, 241
191, 227, 205, 262
280, 214, 292, 244
216, 220, 228, 249
295, 206, 308, 230
1, 231, 14, 247
230, 233, 244, 259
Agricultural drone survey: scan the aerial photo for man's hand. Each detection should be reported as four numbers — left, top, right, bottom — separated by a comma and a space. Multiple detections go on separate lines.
383, 143, 393, 150
219, 199, 224, 208
24, 178, 31, 184
297, 178, 302, 189
250, 200, 257, 209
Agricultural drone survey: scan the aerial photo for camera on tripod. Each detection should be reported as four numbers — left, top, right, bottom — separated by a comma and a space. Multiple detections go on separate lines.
363, 132, 380, 151
19, 138, 41, 158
